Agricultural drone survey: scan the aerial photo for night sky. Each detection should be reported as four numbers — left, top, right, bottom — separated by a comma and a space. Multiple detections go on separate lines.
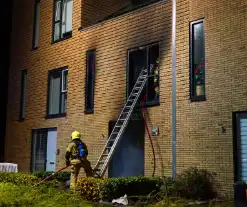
0, 0, 13, 161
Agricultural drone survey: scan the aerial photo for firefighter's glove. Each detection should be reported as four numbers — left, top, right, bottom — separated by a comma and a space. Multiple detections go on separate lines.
66, 160, 70, 167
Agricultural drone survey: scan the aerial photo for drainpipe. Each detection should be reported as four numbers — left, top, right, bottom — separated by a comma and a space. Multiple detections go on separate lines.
171, 0, 177, 179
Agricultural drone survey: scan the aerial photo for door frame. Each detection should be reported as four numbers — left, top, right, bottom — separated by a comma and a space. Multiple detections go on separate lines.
30, 127, 57, 172
126, 41, 160, 105
108, 120, 145, 177
233, 111, 247, 182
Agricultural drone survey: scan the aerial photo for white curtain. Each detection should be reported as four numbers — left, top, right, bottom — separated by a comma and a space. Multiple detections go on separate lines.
62, 0, 73, 35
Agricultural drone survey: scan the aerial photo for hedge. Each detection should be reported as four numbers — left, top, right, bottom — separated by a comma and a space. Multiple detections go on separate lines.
0, 172, 38, 185
33, 171, 70, 182
76, 168, 217, 202
0, 167, 217, 202
76, 176, 165, 202
0, 172, 61, 187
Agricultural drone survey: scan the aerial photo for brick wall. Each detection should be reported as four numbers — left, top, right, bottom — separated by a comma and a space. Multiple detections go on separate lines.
82, 0, 130, 27
176, 0, 247, 196
6, 0, 247, 196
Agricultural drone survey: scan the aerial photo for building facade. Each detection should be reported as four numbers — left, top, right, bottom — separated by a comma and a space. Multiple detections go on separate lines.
5, 0, 247, 195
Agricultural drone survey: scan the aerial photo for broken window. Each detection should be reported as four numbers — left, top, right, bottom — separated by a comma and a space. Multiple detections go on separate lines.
190, 19, 205, 101
47, 67, 68, 117
85, 50, 96, 113
128, 43, 160, 107
53, 0, 73, 42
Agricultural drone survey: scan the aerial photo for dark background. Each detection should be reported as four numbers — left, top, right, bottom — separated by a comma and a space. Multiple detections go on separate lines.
0, 0, 13, 161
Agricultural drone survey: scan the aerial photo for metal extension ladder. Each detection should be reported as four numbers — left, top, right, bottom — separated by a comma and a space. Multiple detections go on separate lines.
94, 68, 148, 177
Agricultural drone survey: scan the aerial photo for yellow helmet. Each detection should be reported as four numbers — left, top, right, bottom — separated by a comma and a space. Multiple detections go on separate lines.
71, 131, 81, 140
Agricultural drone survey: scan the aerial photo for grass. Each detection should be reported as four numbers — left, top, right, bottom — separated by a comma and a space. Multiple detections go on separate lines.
0, 182, 92, 207
0, 182, 237, 207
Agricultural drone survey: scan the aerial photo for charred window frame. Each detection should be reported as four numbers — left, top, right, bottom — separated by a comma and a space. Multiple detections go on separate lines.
20, 69, 27, 120
46, 67, 68, 118
190, 19, 206, 101
127, 43, 160, 107
84, 50, 96, 114
52, 0, 73, 43
32, 0, 40, 49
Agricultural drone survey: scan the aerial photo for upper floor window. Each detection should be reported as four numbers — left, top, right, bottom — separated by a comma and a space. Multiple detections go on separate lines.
32, 0, 40, 49
47, 67, 68, 118
85, 50, 96, 114
20, 69, 27, 120
190, 19, 205, 101
128, 43, 160, 107
53, 0, 73, 42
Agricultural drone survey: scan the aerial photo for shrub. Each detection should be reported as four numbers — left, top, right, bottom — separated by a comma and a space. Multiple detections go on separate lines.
0, 172, 38, 185
76, 177, 107, 201
102, 176, 163, 201
33, 171, 71, 182
174, 167, 217, 200
76, 176, 163, 202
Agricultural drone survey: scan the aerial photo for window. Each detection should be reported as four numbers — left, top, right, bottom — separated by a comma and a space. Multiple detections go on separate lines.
53, 0, 73, 42
47, 67, 68, 118
32, 0, 40, 49
128, 43, 160, 107
20, 69, 27, 120
85, 50, 96, 113
190, 20, 205, 101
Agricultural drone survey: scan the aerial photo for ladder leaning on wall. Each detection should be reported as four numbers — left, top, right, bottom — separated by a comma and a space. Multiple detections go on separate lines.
93, 68, 148, 177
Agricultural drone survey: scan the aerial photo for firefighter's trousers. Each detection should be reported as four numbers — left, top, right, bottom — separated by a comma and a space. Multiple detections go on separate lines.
70, 158, 94, 190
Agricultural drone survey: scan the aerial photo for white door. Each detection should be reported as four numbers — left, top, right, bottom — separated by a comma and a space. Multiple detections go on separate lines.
46, 128, 57, 171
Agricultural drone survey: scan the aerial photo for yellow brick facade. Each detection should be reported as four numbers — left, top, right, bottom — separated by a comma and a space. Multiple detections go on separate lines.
5, 0, 247, 196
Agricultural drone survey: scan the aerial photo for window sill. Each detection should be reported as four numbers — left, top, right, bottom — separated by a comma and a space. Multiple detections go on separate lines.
45, 113, 66, 119
84, 109, 94, 114
190, 96, 206, 102
52, 34, 72, 44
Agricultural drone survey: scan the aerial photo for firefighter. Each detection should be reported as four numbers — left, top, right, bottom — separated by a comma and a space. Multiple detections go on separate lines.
65, 131, 94, 190
153, 58, 159, 99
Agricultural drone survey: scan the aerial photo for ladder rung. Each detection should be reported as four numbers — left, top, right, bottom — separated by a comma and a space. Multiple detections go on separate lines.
137, 81, 143, 84
131, 93, 138, 96
102, 154, 108, 156
108, 139, 115, 142
99, 161, 104, 164
139, 75, 146, 79
125, 106, 131, 108
119, 119, 125, 121
115, 125, 122, 127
